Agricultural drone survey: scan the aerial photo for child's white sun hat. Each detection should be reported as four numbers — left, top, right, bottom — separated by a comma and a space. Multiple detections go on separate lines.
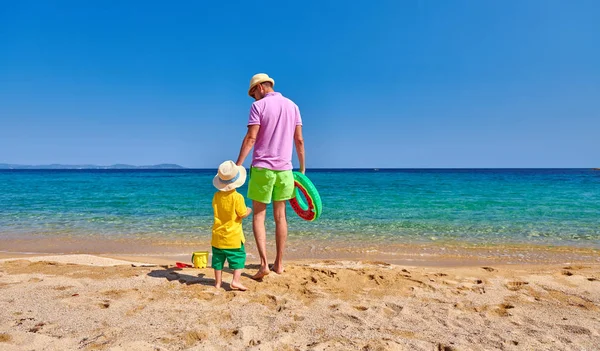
213, 160, 247, 191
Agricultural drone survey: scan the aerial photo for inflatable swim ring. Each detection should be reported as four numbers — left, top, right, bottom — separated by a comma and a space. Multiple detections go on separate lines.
289, 171, 322, 221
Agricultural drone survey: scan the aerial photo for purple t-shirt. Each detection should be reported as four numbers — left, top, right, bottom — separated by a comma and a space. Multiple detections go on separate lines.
248, 92, 302, 171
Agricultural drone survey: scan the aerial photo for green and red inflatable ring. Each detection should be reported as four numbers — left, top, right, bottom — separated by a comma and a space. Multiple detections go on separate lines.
289, 171, 322, 221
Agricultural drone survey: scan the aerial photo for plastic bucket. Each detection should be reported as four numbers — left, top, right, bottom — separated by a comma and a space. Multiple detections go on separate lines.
191, 251, 209, 268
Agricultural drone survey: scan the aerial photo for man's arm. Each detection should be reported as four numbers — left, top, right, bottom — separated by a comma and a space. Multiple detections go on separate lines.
236, 125, 260, 166
294, 125, 305, 174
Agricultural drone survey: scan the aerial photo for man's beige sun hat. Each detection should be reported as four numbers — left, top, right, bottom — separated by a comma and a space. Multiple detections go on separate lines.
213, 160, 247, 192
248, 73, 275, 97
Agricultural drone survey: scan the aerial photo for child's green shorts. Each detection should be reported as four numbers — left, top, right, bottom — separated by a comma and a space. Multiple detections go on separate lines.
247, 167, 294, 204
211, 244, 246, 270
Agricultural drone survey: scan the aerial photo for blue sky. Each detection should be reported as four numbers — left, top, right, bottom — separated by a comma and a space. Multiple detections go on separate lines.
1, 1, 598, 168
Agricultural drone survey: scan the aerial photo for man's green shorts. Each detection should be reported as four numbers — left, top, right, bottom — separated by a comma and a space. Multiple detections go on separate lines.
247, 167, 295, 204
211, 244, 246, 270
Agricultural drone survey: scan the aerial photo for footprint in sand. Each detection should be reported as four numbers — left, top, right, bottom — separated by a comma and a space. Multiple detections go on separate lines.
299, 287, 320, 299
182, 330, 207, 346
79, 333, 112, 349
196, 291, 217, 301
53, 285, 74, 291
339, 313, 364, 325
385, 302, 404, 314
495, 302, 515, 317
559, 324, 592, 335
506, 281, 528, 291
481, 267, 497, 272
125, 305, 145, 316
101, 289, 128, 299
313, 268, 337, 278
250, 294, 278, 308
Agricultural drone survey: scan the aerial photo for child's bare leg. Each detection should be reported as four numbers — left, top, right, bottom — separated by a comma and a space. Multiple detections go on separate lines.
230, 269, 247, 291
214, 269, 222, 289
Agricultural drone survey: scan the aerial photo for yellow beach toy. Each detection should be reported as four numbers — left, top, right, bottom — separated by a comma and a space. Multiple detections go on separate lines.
191, 251, 209, 268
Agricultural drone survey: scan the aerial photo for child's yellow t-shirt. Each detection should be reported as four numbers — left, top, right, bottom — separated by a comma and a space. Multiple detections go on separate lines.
211, 190, 247, 249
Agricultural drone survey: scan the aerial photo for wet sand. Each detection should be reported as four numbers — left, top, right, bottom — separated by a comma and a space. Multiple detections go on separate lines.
2, 235, 599, 266
1, 240, 600, 350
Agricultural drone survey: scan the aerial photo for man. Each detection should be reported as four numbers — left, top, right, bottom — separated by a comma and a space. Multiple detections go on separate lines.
236, 73, 305, 280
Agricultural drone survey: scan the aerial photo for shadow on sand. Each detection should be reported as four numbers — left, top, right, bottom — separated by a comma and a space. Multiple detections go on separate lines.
147, 265, 261, 290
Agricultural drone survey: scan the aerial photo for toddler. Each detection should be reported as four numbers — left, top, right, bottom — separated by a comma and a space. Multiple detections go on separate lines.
211, 160, 252, 290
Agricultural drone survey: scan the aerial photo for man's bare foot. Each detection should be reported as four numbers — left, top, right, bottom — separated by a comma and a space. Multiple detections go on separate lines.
230, 281, 248, 291
270, 264, 284, 274
251, 268, 270, 281
214, 283, 221, 289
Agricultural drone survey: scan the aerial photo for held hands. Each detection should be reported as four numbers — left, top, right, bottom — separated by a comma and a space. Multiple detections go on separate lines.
240, 207, 252, 219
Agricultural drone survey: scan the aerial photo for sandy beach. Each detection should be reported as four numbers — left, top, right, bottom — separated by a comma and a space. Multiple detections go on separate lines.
1, 250, 599, 350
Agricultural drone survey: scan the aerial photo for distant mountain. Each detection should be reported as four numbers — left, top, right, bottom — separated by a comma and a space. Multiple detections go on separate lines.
0, 163, 186, 169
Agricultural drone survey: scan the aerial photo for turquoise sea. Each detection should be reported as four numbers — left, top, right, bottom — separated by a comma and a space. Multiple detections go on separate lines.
1, 169, 599, 250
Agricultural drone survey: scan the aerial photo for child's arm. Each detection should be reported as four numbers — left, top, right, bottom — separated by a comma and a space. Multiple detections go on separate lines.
235, 193, 252, 219
240, 207, 252, 219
